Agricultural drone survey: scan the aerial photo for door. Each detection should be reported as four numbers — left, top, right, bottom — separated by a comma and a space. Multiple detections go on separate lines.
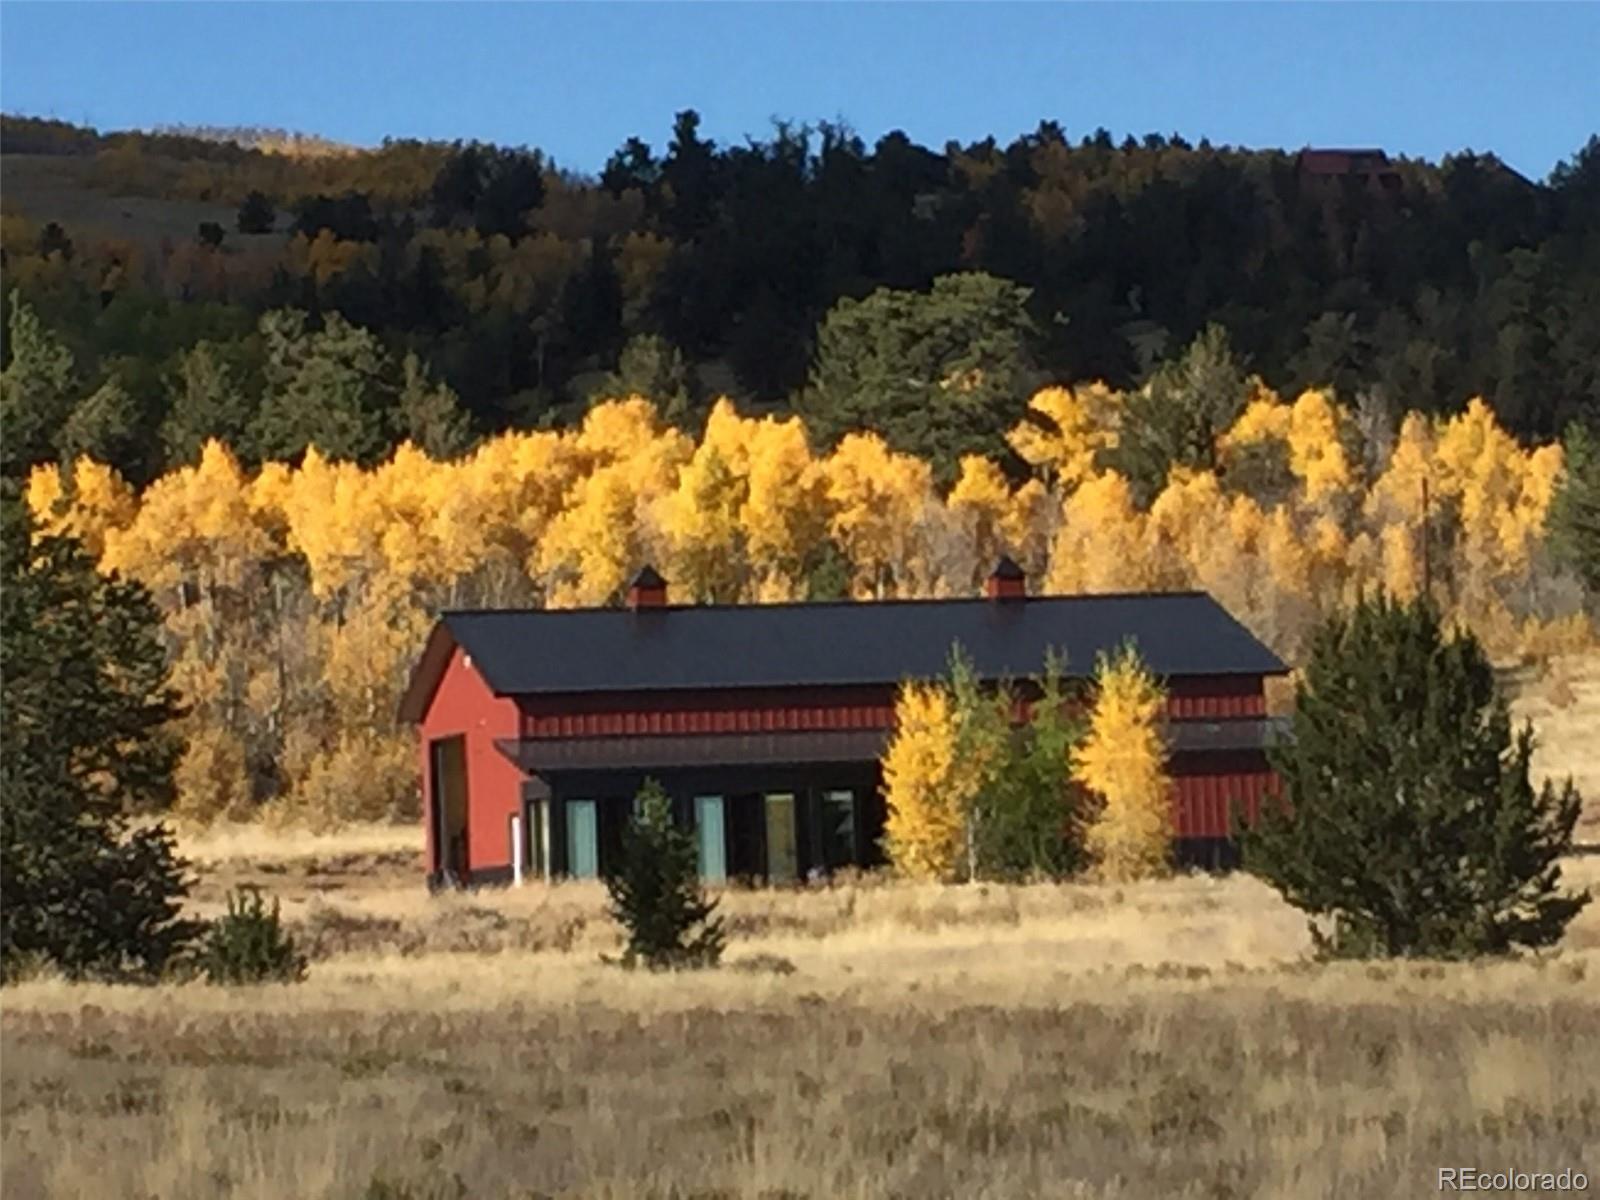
695, 795, 727, 883
566, 799, 599, 879
764, 792, 797, 883
429, 737, 468, 881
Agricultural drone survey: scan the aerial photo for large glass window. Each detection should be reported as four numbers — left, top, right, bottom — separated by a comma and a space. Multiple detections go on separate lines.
820, 788, 857, 870
695, 795, 727, 883
764, 793, 797, 883
566, 799, 598, 879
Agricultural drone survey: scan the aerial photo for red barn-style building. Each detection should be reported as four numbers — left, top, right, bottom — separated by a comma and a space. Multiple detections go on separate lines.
397, 562, 1288, 887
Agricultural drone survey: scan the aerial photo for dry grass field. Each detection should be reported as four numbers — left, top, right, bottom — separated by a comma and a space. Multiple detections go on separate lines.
3, 832, 1598, 1200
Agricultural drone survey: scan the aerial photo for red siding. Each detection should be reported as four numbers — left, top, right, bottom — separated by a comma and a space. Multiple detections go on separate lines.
519, 674, 1267, 739
418, 645, 523, 880
1169, 750, 1280, 839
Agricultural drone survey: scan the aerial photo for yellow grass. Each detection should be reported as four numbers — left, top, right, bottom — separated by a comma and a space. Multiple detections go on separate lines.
174, 820, 423, 865
4, 846, 1599, 1199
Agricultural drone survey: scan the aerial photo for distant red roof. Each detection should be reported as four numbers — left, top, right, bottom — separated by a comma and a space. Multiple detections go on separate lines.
1298, 148, 1394, 176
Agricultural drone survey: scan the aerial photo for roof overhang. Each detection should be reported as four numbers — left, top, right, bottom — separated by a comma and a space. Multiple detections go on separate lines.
494, 729, 892, 773
490, 717, 1290, 774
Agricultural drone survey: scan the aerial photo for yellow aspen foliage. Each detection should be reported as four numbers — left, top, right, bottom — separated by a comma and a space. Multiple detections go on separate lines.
172, 726, 254, 824
1222, 392, 1292, 448
459, 429, 578, 575
25, 457, 138, 564
1073, 645, 1173, 882
1285, 389, 1356, 504
662, 442, 746, 602
947, 455, 1013, 580
1379, 521, 1425, 602
1006, 384, 1120, 488
539, 463, 651, 607
881, 681, 966, 881
1003, 477, 1055, 577
824, 433, 936, 598
276, 448, 387, 599
741, 412, 831, 594
102, 440, 272, 593
1223, 388, 1354, 506
322, 574, 432, 728
1044, 470, 1152, 594
1366, 411, 1435, 523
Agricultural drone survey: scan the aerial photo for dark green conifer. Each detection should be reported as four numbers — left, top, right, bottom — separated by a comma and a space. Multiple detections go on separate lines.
1245, 593, 1590, 958
605, 779, 724, 970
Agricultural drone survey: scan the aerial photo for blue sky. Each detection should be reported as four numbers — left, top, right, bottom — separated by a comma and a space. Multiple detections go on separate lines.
2, 3, 1596, 181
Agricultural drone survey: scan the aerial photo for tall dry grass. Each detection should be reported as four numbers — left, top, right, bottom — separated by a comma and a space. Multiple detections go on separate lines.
4, 850, 1597, 1199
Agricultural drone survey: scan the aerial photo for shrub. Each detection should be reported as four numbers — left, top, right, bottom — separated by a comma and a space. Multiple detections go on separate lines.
199, 886, 307, 984
605, 779, 724, 970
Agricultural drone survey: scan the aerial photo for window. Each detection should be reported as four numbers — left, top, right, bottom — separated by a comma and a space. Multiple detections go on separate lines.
820, 789, 857, 870
566, 799, 598, 879
764, 793, 797, 883
695, 795, 727, 883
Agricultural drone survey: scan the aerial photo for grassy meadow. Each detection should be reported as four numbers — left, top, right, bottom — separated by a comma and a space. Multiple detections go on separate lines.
3, 834, 1598, 1200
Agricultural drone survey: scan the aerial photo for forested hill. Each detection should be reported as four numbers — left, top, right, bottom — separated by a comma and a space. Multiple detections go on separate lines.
2, 111, 1597, 489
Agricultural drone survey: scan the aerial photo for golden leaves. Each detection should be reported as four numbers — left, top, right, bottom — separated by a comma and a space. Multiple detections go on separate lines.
1073, 645, 1172, 882
881, 681, 966, 882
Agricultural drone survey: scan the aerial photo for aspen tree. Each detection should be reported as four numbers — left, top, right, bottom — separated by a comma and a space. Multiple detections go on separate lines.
1073, 643, 1173, 882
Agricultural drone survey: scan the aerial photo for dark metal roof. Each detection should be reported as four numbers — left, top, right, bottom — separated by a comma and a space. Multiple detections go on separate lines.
422, 591, 1286, 704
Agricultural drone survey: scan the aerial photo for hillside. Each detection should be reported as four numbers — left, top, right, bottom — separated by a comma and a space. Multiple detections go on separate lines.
2, 152, 288, 247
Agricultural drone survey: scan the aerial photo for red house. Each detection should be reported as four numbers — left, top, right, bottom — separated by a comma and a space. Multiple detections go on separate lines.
397, 561, 1288, 887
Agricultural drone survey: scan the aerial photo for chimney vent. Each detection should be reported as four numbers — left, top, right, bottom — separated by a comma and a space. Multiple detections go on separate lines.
984, 556, 1026, 601
626, 565, 668, 609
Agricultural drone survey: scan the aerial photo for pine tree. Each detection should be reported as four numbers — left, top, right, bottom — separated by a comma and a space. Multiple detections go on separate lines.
0, 487, 200, 980
1244, 593, 1590, 959
978, 651, 1089, 879
1549, 420, 1600, 602
605, 779, 724, 970
1074, 642, 1173, 882
0, 293, 77, 477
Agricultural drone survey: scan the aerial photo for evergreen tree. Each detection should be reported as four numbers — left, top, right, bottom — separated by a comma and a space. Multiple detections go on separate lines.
0, 294, 77, 477
0, 489, 199, 980
1548, 420, 1600, 603
57, 375, 140, 467
161, 342, 255, 466
250, 310, 393, 464
605, 779, 724, 970
1244, 593, 1590, 959
236, 189, 276, 235
596, 333, 695, 419
805, 272, 1038, 482
395, 352, 473, 459
1105, 324, 1255, 504
977, 651, 1088, 880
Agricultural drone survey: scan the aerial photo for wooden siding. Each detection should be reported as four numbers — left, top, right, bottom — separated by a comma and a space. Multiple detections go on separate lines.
417, 645, 523, 881
1170, 750, 1280, 839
